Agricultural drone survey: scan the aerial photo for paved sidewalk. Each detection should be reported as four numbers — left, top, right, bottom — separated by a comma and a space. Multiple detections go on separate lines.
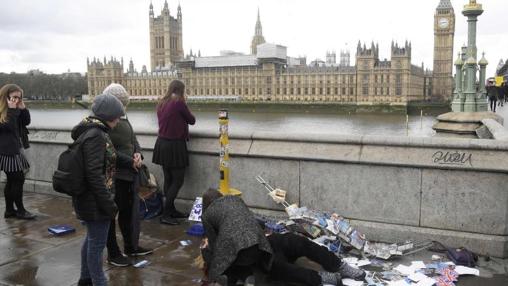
0, 193, 507, 285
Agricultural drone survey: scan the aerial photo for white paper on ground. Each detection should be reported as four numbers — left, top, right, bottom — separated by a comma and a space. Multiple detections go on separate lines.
393, 264, 415, 276
387, 279, 410, 286
342, 278, 364, 286
408, 272, 428, 282
415, 277, 436, 286
455, 265, 480, 276
357, 259, 371, 267
342, 257, 359, 264
410, 261, 426, 269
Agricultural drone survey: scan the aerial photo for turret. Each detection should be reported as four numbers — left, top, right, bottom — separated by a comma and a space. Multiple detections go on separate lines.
128, 58, 135, 73
177, 3, 182, 21
163, 0, 169, 16
149, 1, 154, 17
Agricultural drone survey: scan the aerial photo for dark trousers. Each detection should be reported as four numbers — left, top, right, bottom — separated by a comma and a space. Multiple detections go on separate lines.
490, 98, 497, 112
107, 179, 136, 257
224, 245, 264, 286
80, 220, 110, 286
267, 233, 342, 286
3, 171, 26, 213
162, 167, 185, 216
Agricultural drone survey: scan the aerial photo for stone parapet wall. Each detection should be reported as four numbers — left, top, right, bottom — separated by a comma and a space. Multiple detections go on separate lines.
5, 127, 508, 257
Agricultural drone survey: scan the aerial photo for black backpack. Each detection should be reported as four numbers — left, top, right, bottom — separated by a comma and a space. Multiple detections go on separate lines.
52, 135, 87, 196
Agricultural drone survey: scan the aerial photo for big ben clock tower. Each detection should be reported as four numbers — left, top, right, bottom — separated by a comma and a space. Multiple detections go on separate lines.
432, 0, 455, 101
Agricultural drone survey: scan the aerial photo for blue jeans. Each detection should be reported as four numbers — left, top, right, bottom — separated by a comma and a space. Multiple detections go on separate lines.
80, 220, 111, 286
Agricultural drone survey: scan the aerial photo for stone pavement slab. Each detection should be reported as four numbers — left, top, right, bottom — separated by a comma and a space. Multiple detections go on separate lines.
0, 193, 507, 285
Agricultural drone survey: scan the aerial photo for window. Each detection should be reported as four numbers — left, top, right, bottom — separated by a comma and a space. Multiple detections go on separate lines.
396, 74, 402, 96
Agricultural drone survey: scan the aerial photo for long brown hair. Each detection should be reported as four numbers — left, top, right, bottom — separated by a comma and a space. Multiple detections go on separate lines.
0, 84, 23, 124
157, 79, 186, 110
202, 188, 223, 213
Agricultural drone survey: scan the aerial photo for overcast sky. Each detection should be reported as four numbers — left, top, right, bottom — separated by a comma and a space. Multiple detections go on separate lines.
0, 0, 505, 77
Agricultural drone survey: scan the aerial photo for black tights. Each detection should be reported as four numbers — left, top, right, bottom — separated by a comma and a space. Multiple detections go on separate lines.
3, 171, 26, 213
107, 179, 136, 257
162, 167, 185, 216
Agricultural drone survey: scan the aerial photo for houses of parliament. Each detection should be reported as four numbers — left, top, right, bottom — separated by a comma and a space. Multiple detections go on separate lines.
87, 0, 456, 104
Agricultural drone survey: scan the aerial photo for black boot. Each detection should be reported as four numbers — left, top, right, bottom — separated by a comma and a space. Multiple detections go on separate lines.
77, 278, 93, 286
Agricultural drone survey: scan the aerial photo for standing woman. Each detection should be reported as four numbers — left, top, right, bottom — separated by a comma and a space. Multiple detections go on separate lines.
102, 83, 153, 267
153, 80, 195, 225
0, 84, 35, 220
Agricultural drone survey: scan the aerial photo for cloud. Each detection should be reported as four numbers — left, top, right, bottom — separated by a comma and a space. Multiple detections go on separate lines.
0, 0, 504, 75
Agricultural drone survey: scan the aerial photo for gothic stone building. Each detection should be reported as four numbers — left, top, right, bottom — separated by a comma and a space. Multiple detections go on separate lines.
87, 0, 455, 104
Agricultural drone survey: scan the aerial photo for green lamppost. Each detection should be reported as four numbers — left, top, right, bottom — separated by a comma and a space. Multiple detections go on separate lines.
461, 0, 487, 112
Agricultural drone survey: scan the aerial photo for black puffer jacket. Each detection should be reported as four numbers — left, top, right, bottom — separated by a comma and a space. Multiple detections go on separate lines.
0, 108, 30, 156
71, 117, 122, 221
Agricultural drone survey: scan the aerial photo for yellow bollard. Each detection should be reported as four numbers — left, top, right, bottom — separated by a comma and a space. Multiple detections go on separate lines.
218, 109, 241, 196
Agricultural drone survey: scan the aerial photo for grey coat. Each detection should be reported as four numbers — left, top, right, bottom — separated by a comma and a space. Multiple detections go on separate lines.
202, 196, 273, 282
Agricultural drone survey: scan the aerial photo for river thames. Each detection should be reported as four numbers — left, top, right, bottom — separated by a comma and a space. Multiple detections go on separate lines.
29, 108, 437, 137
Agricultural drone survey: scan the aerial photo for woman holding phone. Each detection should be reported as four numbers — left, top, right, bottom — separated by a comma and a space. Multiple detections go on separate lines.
0, 84, 34, 220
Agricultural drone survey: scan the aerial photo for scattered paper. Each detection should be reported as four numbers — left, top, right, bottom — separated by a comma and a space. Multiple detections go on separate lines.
455, 265, 480, 276
411, 261, 426, 269
180, 240, 192, 246
415, 277, 436, 286
133, 260, 150, 268
394, 264, 415, 276
357, 259, 371, 267
342, 257, 359, 265
188, 197, 203, 222
408, 272, 428, 282
387, 279, 410, 286
342, 278, 364, 286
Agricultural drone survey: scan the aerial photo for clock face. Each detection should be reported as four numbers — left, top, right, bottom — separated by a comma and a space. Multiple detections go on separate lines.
439, 18, 449, 29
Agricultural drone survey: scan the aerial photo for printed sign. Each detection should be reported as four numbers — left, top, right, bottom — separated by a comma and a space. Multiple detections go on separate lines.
188, 197, 203, 222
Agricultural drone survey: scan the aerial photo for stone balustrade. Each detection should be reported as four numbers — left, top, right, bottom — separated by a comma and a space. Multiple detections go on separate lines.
2, 126, 508, 257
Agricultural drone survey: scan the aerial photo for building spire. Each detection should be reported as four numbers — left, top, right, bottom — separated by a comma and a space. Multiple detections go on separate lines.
255, 7, 262, 36
437, 0, 453, 10
250, 8, 266, 54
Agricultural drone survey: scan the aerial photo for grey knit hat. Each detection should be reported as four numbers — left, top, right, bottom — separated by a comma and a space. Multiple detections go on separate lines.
91, 94, 125, 121
102, 83, 130, 107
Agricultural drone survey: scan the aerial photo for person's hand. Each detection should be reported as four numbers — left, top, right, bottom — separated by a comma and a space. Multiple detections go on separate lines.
200, 238, 208, 249
7, 97, 18, 109
133, 153, 142, 168
17, 98, 25, 109
133, 153, 142, 166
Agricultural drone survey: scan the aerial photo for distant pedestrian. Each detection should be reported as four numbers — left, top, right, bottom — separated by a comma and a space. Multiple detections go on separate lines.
503, 82, 508, 103
102, 83, 153, 267
153, 79, 195, 225
487, 80, 498, 112
0, 84, 35, 220
73, 94, 125, 286
498, 85, 505, 107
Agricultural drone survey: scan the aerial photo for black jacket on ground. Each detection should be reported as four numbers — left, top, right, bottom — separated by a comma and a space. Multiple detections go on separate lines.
71, 117, 125, 221
0, 108, 30, 156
